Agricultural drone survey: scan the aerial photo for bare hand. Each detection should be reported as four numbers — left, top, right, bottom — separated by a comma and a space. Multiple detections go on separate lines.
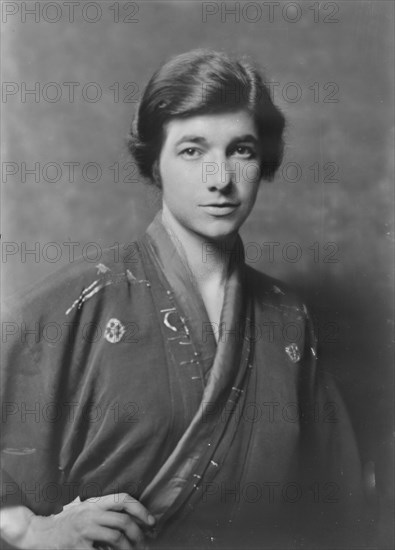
1, 494, 156, 550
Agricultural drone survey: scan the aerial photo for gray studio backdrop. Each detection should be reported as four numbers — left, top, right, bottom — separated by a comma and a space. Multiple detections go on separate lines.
2, 0, 394, 543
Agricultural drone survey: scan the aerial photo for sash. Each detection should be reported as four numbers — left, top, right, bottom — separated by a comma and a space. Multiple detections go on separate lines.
138, 216, 255, 536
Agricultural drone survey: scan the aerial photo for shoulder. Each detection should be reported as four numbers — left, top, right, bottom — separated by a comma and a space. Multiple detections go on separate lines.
245, 265, 318, 360
245, 264, 308, 318
2, 240, 147, 324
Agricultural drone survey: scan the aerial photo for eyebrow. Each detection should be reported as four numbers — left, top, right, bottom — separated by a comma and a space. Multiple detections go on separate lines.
174, 134, 258, 147
174, 136, 207, 147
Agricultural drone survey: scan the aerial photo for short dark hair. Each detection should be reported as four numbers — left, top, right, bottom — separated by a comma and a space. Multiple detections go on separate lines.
127, 49, 285, 184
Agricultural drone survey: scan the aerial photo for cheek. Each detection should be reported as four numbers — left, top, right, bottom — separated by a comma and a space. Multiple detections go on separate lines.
158, 160, 180, 196
243, 163, 261, 194
161, 163, 202, 197
161, 178, 191, 215
240, 176, 260, 200
242, 160, 261, 185
242, 187, 260, 217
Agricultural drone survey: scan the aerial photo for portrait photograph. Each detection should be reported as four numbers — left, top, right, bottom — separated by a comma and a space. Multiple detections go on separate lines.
1, 1, 394, 549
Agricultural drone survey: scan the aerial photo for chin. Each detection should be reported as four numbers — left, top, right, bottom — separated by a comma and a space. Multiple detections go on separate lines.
194, 219, 241, 242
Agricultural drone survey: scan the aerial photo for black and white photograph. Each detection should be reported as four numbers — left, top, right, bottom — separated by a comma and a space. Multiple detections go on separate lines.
1, 1, 394, 548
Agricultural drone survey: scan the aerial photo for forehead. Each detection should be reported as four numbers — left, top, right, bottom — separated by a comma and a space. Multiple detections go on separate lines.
162, 109, 258, 144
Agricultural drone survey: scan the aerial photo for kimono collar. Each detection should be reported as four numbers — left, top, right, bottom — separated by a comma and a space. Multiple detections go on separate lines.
140, 212, 253, 525
144, 211, 246, 350
145, 210, 246, 284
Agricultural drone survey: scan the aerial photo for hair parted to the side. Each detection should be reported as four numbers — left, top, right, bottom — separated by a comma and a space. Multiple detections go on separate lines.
127, 49, 286, 185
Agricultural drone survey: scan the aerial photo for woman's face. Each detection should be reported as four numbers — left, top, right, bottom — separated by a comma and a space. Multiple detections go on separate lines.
157, 109, 262, 241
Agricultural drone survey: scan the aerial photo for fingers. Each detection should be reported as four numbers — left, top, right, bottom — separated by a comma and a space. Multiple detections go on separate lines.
93, 526, 135, 550
79, 493, 153, 549
99, 511, 146, 541
120, 523, 146, 550
89, 494, 155, 528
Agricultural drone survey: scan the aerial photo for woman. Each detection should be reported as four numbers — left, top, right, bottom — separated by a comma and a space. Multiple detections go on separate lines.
1, 49, 373, 549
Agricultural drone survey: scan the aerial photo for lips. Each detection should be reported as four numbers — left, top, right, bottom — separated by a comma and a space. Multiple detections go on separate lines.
200, 203, 240, 216
203, 203, 240, 207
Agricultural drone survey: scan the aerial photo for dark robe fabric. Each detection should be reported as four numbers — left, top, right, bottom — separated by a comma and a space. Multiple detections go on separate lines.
1, 213, 376, 549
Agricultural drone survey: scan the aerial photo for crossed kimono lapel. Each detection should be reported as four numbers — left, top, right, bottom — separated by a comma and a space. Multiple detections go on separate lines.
139, 213, 254, 533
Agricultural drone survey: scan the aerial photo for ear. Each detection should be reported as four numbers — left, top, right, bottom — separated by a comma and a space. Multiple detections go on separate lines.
152, 160, 162, 189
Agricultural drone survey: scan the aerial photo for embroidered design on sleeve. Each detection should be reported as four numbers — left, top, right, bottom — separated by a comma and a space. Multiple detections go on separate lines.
2, 447, 36, 455
179, 315, 190, 337
161, 308, 178, 332
126, 268, 150, 286
272, 285, 285, 295
65, 279, 113, 315
65, 267, 152, 316
96, 263, 111, 274
126, 268, 137, 282
104, 318, 126, 343
285, 343, 301, 363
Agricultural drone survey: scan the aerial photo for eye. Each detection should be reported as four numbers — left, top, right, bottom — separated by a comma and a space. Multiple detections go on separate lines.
179, 147, 202, 159
232, 145, 257, 159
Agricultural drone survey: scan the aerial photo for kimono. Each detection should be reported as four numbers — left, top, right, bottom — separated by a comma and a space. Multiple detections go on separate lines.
1, 212, 375, 549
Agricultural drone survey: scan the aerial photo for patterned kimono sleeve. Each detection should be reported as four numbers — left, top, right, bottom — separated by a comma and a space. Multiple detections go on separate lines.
0, 260, 99, 516
1, 301, 64, 515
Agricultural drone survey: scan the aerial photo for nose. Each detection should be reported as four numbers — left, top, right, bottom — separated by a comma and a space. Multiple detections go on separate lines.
203, 155, 235, 192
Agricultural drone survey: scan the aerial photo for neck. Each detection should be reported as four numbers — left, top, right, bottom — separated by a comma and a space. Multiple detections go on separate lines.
161, 205, 237, 286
